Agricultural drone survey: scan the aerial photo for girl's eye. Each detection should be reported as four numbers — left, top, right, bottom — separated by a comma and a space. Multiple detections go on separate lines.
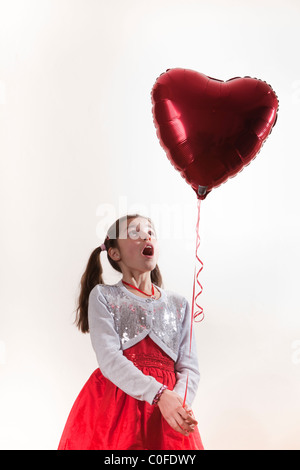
148, 230, 156, 238
128, 230, 139, 239
128, 229, 156, 239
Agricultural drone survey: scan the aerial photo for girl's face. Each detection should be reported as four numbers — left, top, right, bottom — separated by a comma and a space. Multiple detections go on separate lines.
114, 217, 159, 275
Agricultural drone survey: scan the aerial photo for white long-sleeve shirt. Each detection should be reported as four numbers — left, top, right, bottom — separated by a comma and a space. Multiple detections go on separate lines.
88, 280, 200, 406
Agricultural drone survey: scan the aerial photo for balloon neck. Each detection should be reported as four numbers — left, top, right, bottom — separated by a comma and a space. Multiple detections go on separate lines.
197, 185, 208, 199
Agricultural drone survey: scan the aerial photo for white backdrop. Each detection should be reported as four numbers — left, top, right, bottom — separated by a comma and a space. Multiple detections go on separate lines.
1, 0, 300, 450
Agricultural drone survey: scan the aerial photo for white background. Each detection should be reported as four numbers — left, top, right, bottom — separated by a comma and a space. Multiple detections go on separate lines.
1, 0, 300, 450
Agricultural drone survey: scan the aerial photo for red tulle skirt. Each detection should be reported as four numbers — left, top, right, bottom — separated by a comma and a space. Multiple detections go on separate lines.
58, 336, 204, 450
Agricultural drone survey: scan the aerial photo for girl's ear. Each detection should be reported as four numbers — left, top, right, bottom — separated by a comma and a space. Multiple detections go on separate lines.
108, 247, 120, 261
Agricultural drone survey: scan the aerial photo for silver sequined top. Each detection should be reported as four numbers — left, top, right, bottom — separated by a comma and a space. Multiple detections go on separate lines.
88, 280, 200, 405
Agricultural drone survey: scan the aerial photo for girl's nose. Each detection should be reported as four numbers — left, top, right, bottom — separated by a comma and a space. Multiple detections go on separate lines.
141, 233, 149, 240
140, 231, 151, 241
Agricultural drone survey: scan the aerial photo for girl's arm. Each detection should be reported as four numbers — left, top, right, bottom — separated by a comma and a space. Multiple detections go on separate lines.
173, 298, 200, 406
157, 299, 200, 435
88, 286, 162, 405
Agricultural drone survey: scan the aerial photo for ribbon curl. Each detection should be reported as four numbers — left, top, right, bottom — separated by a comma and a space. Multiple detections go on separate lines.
192, 199, 204, 323
183, 198, 204, 410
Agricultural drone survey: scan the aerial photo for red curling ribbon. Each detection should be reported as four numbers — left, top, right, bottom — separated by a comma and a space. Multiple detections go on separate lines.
192, 199, 204, 323
182, 198, 204, 411
183, 371, 189, 409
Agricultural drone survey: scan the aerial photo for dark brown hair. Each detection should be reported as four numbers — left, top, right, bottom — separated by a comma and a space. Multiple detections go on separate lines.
75, 214, 163, 333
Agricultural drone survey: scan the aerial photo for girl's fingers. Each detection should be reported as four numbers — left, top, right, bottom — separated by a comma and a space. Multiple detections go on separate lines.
178, 406, 198, 425
184, 404, 196, 420
168, 417, 190, 436
175, 413, 196, 434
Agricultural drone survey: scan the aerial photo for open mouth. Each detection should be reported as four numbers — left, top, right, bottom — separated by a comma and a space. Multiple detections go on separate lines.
141, 244, 154, 257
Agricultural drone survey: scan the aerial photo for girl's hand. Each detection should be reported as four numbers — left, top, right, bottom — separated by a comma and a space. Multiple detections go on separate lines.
157, 389, 198, 436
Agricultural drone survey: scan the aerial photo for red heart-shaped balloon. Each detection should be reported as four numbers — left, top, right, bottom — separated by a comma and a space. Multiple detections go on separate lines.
151, 68, 279, 199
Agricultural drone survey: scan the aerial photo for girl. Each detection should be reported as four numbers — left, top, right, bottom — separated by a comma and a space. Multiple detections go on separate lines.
58, 213, 204, 450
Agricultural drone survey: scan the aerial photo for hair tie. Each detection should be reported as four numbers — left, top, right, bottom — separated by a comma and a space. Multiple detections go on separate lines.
100, 243, 106, 251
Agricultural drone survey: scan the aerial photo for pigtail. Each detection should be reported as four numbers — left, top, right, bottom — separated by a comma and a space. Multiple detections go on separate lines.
151, 265, 163, 289
75, 245, 104, 333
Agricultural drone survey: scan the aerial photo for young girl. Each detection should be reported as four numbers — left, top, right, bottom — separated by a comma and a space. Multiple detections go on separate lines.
58, 213, 204, 450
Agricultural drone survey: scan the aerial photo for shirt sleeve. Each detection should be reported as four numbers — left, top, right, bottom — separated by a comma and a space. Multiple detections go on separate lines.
173, 298, 200, 405
88, 285, 163, 405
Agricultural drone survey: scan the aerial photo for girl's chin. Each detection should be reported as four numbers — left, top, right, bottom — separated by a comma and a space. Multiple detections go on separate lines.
140, 258, 157, 269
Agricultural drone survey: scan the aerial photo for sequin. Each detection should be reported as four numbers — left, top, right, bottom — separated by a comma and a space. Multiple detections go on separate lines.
99, 282, 186, 360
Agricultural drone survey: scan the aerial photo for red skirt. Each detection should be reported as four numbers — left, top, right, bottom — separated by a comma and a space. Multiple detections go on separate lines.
58, 336, 204, 450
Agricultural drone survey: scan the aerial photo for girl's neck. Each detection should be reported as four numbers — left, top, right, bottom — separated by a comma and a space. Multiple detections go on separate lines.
122, 276, 152, 293
122, 280, 161, 300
